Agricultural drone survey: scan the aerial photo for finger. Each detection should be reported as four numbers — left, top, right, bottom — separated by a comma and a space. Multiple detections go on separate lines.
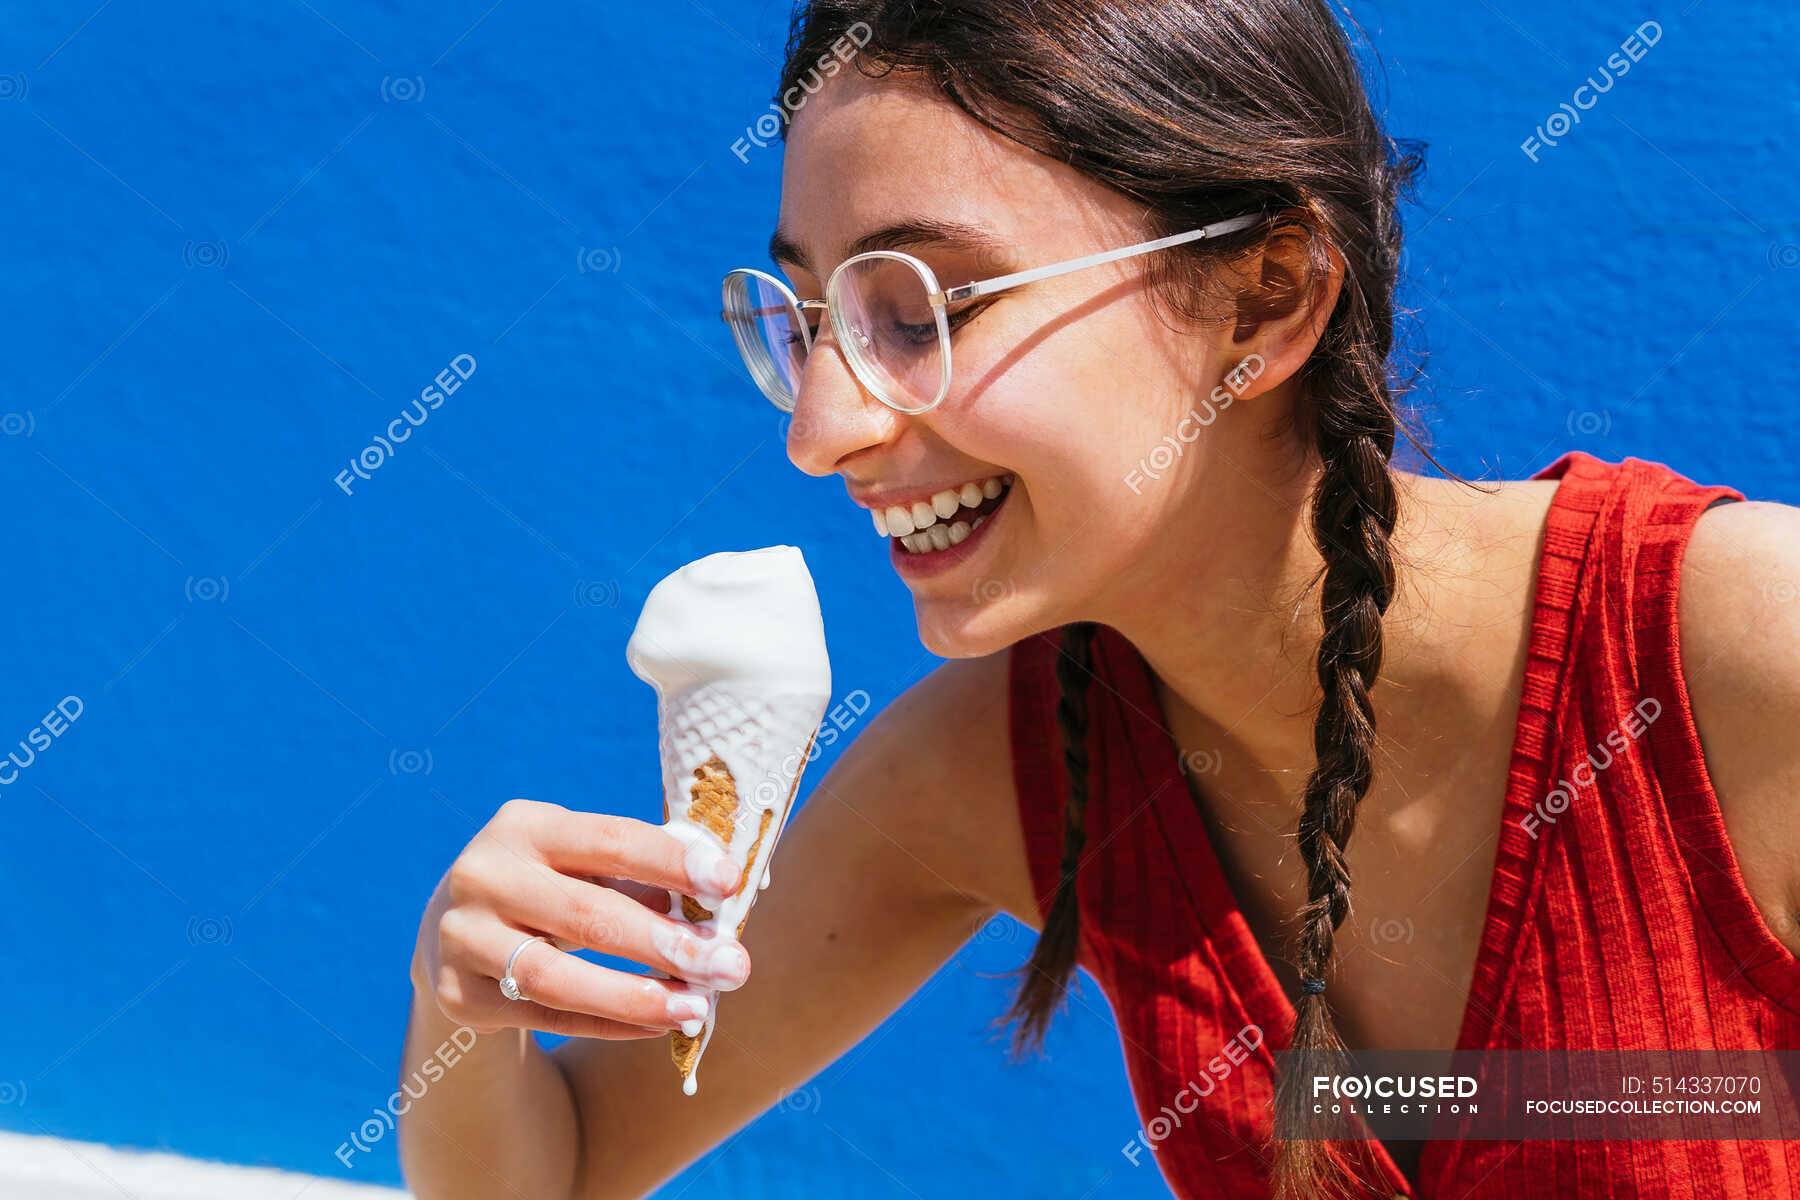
550, 878, 668, 952
472, 921, 718, 1032
483, 1001, 672, 1041
468, 853, 754, 993
524, 806, 742, 906
592, 875, 673, 913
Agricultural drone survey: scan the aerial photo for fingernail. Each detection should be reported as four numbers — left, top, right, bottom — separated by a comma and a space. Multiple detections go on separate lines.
707, 942, 751, 990
687, 843, 738, 899
667, 991, 710, 1025
679, 1017, 704, 1037
708, 855, 741, 896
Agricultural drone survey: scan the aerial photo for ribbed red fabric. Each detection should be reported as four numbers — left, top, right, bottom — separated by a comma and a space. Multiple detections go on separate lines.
1008, 452, 1800, 1198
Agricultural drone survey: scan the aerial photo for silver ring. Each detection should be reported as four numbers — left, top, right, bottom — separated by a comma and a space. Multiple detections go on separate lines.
499, 935, 546, 1002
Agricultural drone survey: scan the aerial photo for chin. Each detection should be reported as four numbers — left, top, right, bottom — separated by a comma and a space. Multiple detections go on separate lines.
912, 595, 1046, 660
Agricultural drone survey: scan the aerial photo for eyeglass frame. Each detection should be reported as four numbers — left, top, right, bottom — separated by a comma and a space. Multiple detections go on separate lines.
721, 209, 1267, 415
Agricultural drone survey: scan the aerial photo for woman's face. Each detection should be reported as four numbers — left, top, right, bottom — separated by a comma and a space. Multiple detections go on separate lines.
774, 67, 1272, 657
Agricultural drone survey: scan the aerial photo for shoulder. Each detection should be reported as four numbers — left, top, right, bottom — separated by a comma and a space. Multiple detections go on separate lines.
834, 648, 1040, 926
1678, 498, 1800, 952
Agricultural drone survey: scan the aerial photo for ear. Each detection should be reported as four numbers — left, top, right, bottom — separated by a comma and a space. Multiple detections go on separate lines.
1215, 221, 1346, 403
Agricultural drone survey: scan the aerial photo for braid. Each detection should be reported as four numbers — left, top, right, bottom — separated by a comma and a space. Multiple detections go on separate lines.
1001, 620, 1100, 1057
1271, 375, 1400, 1198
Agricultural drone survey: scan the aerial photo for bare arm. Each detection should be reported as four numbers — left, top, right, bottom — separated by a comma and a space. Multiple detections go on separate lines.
559, 649, 1036, 1197
398, 649, 1038, 1200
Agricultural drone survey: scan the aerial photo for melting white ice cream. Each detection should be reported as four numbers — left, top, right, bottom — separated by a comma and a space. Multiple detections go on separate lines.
626, 545, 832, 1095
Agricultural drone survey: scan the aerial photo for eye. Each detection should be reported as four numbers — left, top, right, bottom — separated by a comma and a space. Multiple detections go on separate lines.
944, 301, 988, 335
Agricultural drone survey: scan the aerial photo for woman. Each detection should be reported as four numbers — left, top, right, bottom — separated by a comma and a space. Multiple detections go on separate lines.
399, 2, 1800, 1196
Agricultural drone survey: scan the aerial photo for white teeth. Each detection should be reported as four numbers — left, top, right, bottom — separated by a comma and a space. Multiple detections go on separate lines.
948, 520, 971, 546
927, 524, 951, 551
870, 474, 1012, 541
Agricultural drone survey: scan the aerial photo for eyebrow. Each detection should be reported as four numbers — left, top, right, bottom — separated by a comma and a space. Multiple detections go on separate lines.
766, 217, 1009, 276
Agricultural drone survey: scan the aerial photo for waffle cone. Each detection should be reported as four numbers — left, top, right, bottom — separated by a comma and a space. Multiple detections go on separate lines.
660, 721, 818, 1091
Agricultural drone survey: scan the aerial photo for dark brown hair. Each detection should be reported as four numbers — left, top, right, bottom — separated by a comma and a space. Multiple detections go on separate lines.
775, 3, 1427, 1195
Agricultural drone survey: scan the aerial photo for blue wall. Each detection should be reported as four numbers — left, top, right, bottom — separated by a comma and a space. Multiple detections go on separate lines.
1, 2, 1793, 1195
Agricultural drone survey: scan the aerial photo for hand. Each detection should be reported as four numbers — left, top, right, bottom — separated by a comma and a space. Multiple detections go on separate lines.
414, 798, 755, 1038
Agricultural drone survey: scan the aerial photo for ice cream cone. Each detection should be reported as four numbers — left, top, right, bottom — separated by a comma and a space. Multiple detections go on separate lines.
627, 546, 832, 1095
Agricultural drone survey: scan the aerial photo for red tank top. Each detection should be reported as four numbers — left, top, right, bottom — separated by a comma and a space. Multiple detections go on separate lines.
1008, 451, 1800, 1197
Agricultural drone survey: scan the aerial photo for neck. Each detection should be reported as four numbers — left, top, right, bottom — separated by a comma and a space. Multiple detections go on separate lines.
1094, 458, 1470, 789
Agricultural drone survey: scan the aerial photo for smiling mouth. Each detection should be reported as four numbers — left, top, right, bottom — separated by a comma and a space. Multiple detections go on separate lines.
870, 474, 1013, 554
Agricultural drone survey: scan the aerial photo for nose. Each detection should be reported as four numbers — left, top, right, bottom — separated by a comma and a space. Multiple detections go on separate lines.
783, 326, 902, 478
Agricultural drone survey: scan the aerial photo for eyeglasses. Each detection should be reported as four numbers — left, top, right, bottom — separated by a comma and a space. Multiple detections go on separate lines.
720, 210, 1265, 415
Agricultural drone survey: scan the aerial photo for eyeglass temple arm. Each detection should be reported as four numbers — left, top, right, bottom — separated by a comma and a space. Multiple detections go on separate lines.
940, 211, 1265, 304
